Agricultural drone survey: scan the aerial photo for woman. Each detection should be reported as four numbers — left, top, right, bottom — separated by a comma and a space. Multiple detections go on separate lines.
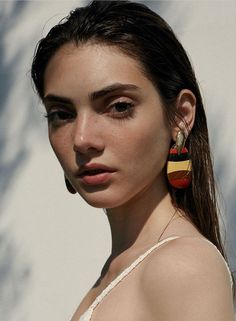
31, 1, 235, 320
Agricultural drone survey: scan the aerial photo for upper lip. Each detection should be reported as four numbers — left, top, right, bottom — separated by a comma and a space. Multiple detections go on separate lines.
78, 163, 116, 177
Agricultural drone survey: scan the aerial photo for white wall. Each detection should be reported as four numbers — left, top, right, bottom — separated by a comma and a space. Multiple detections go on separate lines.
0, 1, 235, 320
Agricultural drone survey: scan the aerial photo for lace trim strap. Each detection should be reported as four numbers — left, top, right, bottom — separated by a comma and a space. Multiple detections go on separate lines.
79, 235, 180, 321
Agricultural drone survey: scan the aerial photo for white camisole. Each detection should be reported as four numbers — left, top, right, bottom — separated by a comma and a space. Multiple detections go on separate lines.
78, 236, 233, 321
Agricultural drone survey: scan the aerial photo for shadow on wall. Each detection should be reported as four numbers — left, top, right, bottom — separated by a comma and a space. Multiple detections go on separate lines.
0, 2, 32, 320
0, 232, 30, 320
0, 1, 30, 210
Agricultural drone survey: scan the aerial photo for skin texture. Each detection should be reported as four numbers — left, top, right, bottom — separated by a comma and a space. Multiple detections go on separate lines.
142, 237, 235, 321
43, 43, 234, 320
44, 43, 172, 209
44, 42, 196, 252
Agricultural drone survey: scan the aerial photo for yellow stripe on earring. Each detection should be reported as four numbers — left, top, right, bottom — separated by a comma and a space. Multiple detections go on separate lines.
167, 160, 192, 173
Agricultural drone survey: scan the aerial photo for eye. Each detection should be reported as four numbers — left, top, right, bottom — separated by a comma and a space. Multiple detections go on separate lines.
108, 101, 135, 119
45, 110, 75, 126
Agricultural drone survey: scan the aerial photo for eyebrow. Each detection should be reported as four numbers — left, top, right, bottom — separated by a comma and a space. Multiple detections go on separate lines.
89, 83, 140, 101
43, 83, 140, 105
43, 95, 72, 105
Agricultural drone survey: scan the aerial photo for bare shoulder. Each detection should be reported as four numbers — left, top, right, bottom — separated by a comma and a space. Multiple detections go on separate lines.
142, 236, 233, 286
141, 236, 235, 321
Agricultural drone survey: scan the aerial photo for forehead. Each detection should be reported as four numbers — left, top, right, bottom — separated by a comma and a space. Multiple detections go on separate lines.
43, 42, 157, 104
45, 42, 143, 79
45, 42, 145, 76
46, 41, 143, 69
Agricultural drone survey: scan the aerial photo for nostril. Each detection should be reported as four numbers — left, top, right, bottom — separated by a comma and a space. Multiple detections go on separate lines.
73, 134, 105, 154
73, 144, 102, 154
73, 123, 105, 154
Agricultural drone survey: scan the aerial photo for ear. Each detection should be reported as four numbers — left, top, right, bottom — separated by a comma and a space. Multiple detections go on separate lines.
171, 89, 196, 141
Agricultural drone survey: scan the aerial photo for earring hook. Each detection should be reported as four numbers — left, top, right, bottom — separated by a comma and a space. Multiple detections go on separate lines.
175, 131, 185, 155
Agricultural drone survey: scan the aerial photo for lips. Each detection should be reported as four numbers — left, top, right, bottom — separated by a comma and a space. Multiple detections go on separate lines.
79, 168, 108, 177
78, 163, 115, 177
78, 163, 116, 185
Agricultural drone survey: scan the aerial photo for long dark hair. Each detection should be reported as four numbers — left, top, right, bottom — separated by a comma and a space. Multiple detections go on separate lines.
31, 0, 235, 295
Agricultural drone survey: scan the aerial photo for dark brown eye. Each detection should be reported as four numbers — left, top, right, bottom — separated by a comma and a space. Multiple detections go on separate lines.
113, 102, 131, 112
45, 110, 75, 124
108, 101, 135, 119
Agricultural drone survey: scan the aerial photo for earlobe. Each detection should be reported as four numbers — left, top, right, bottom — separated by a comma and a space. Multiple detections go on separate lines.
171, 89, 196, 141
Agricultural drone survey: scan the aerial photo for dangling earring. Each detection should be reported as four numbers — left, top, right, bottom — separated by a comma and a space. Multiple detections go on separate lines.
64, 175, 77, 194
167, 131, 192, 189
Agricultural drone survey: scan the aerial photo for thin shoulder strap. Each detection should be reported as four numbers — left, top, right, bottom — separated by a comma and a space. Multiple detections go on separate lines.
79, 236, 180, 321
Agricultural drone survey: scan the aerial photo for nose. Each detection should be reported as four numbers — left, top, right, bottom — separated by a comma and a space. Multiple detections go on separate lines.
73, 112, 105, 156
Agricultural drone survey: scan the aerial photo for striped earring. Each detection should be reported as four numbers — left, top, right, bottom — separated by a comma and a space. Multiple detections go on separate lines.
65, 175, 77, 194
167, 131, 192, 189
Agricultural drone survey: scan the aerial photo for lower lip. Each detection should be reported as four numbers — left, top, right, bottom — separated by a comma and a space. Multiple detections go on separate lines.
79, 172, 114, 185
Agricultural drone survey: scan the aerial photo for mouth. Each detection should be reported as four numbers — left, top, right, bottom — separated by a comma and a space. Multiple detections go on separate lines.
78, 164, 116, 185
79, 168, 109, 178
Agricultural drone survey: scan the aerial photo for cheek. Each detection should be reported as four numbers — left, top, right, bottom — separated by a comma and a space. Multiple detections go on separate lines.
48, 130, 72, 170
116, 115, 171, 174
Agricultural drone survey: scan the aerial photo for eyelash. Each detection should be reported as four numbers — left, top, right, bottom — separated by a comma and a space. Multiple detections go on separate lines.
44, 110, 75, 125
107, 101, 135, 119
44, 101, 135, 125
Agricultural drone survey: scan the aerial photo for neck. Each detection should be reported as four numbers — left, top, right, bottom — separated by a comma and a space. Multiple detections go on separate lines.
105, 180, 177, 256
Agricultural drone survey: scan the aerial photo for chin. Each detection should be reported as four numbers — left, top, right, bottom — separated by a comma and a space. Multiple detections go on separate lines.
77, 181, 143, 209
79, 192, 125, 209
84, 199, 117, 209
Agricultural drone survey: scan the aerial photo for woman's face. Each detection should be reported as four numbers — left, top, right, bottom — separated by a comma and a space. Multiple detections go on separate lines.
43, 43, 172, 208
